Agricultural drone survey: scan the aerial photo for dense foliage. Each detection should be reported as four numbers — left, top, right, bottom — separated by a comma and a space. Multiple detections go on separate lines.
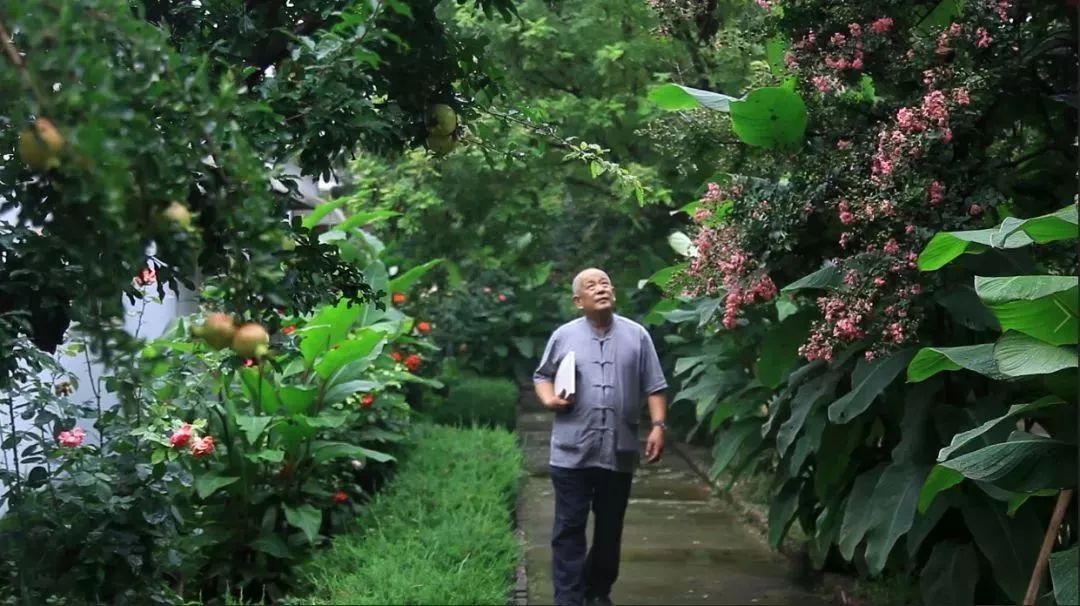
649, 0, 1078, 604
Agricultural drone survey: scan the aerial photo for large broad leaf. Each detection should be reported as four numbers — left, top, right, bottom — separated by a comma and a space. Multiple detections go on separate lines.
646, 263, 685, 290
934, 285, 1001, 331
777, 370, 840, 456
251, 535, 292, 560
388, 259, 443, 295
283, 504, 322, 543
994, 331, 1079, 377
809, 493, 847, 568
768, 480, 802, 548
941, 436, 1077, 492
1050, 545, 1078, 606
279, 385, 318, 415
729, 86, 808, 149
907, 492, 953, 558
838, 465, 886, 560
709, 420, 763, 479
918, 204, 1078, 270
891, 380, 939, 464
938, 396, 1068, 460
322, 380, 378, 406
765, 36, 790, 75
314, 329, 385, 379
337, 209, 401, 232
781, 264, 842, 293
310, 440, 395, 464
756, 311, 815, 388
300, 299, 362, 363
301, 199, 347, 229
864, 464, 932, 575
829, 349, 916, 424
920, 541, 978, 606
814, 420, 865, 500
918, 465, 965, 513
234, 415, 275, 445
916, 0, 965, 34
975, 275, 1078, 345
962, 494, 1043, 604
907, 343, 1003, 382
195, 474, 240, 499
647, 83, 742, 111
239, 369, 282, 414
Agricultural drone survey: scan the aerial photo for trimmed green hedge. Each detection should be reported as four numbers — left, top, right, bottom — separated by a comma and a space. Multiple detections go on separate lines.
294, 424, 523, 605
432, 376, 519, 429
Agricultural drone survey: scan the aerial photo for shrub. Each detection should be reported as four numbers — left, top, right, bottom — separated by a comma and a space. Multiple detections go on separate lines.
432, 376, 519, 429
294, 424, 523, 605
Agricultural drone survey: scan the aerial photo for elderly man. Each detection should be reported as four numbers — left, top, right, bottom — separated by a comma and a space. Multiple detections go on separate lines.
533, 267, 669, 606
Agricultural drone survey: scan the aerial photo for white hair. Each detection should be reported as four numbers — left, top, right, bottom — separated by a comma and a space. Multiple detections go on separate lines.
572, 268, 610, 296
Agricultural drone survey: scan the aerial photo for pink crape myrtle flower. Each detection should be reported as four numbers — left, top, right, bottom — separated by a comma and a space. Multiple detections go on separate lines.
58, 427, 86, 448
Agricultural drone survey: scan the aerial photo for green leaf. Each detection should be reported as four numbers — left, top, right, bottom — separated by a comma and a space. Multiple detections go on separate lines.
310, 440, 395, 464
388, 259, 443, 294
917, 228, 1031, 271
814, 420, 864, 500
810, 494, 847, 568
829, 349, 916, 424
777, 370, 840, 456
864, 464, 931, 575
765, 36, 790, 75
251, 535, 292, 559
301, 199, 347, 229
916, 0, 965, 34
300, 299, 363, 364
920, 541, 978, 606
1012, 204, 1077, 243
1006, 489, 1058, 517
781, 265, 842, 293
907, 492, 953, 558
994, 331, 1079, 377
918, 465, 965, 514
938, 396, 1067, 460
729, 86, 808, 149
962, 493, 1042, 604
315, 329, 385, 379
941, 437, 1077, 492
775, 297, 799, 321
234, 415, 275, 445
838, 465, 886, 560
907, 343, 1003, 383
709, 420, 762, 479
279, 386, 318, 415
195, 474, 240, 499
283, 504, 322, 543
646, 264, 684, 289
768, 480, 802, 548
239, 369, 282, 415
934, 285, 1001, 331
756, 311, 815, 388
1050, 545, 1078, 606
975, 275, 1078, 345
338, 209, 400, 232
648, 83, 741, 111
245, 449, 285, 463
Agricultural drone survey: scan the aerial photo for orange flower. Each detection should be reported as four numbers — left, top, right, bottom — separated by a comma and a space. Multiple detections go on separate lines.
391, 351, 403, 363
361, 393, 375, 408
416, 321, 431, 334
333, 490, 349, 504
283, 325, 296, 335
134, 267, 156, 287
392, 292, 407, 305
190, 436, 215, 458
405, 353, 422, 373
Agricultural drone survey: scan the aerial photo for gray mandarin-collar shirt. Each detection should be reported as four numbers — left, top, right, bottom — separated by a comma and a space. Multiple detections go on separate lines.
533, 314, 668, 473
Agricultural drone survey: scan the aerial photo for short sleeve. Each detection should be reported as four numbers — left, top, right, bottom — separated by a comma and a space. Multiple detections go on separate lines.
533, 331, 561, 383
639, 327, 667, 394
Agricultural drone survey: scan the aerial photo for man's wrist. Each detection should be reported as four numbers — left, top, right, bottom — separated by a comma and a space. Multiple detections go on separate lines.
651, 420, 667, 431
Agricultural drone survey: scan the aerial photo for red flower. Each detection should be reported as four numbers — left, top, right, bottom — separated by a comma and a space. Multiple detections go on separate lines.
391, 351, 403, 363
190, 436, 215, 458
333, 490, 349, 504
283, 325, 296, 336
135, 267, 156, 287
405, 353, 422, 373
498, 294, 507, 302
361, 393, 375, 408
392, 292, 407, 305
58, 427, 86, 448
170, 423, 194, 448
244, 358, 257, 367
416, 321, 431, 334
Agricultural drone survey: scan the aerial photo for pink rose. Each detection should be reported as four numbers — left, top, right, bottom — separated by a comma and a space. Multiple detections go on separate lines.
170, 423, 194, 448
58, 427, 86, 448
870, 17, 894, 34
190, 436, 215, 458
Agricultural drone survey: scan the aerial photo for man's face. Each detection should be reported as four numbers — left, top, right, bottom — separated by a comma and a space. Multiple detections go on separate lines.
573, 270, 616, 313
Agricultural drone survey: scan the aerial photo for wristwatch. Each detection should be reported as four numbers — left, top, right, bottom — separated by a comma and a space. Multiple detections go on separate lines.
652, 420, 667, 431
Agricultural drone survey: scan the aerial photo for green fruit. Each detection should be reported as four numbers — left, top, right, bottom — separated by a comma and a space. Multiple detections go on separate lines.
201, 313, 236, 350
18, 118, 65, 171
426, 133, 456, 156
427, 104, 458, 137
163, 201, 193, 228
232, 323, 270, 358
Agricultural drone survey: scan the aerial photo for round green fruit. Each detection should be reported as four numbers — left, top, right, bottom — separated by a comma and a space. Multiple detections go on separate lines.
427, 104, 458, 137
426, 133, 456, 156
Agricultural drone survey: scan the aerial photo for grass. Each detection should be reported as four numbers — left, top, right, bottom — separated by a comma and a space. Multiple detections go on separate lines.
432, 376, 519, 430
292, 424, 524, 605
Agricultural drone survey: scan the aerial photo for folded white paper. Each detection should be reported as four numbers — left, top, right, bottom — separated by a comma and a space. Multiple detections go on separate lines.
554, 351, 576, 398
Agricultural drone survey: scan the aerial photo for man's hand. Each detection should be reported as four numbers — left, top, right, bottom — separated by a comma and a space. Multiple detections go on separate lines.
542, 389, 575, 413
645, 426, 665, 463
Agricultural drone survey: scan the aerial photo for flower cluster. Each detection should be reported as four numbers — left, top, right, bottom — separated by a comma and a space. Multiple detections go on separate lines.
58, 426, 86, 448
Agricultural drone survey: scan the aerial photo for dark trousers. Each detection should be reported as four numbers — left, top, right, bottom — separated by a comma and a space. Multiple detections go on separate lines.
549, 465, 633, 606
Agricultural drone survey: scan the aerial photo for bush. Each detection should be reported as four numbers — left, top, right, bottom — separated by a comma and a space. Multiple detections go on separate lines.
432, 376, 519, 430
294, 424, 523, 605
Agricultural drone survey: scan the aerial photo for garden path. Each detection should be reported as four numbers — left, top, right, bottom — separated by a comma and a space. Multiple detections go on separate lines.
515, 387, 834, 606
